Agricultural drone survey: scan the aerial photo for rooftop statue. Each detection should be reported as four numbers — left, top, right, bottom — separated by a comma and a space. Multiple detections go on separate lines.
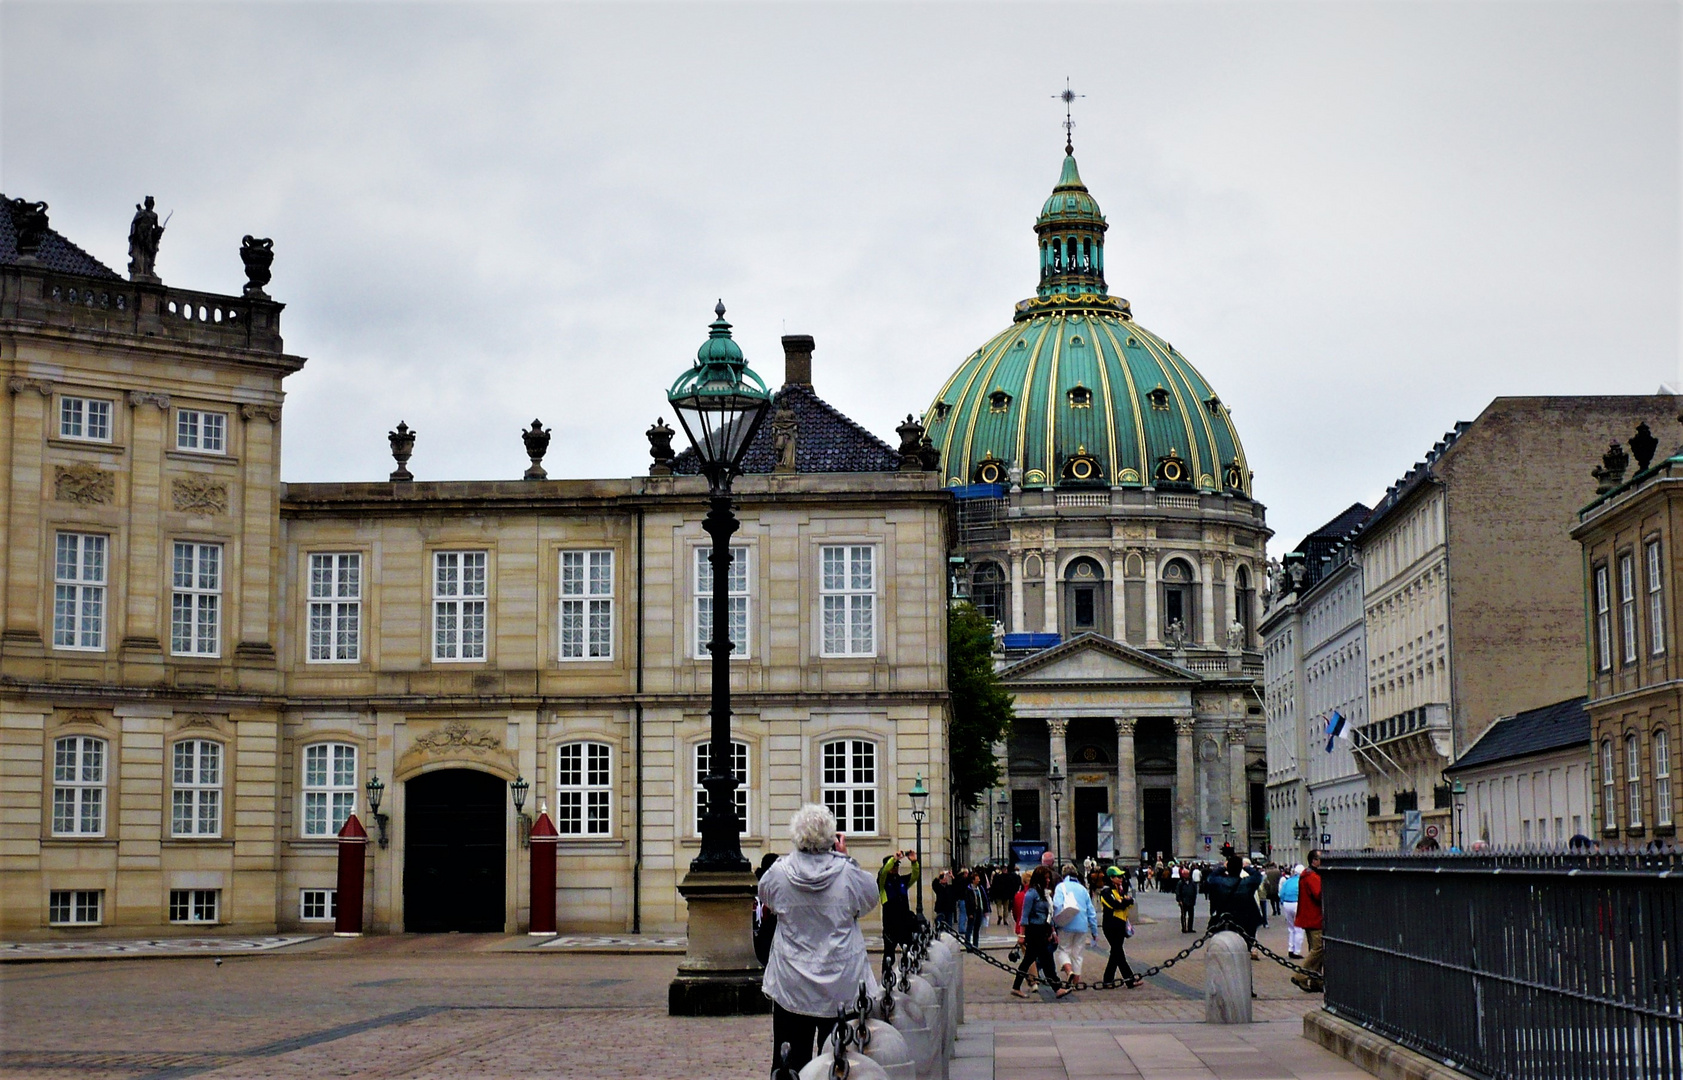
128, 196, 165, 282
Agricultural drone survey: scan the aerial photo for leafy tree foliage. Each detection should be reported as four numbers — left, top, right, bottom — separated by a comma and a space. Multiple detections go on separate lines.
948, 601, 1014, 810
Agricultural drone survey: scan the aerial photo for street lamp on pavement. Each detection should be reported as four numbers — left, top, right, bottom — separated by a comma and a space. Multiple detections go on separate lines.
1048, 764, 1064, 867
910, 773, 930, 915
665, 301, 774, 1017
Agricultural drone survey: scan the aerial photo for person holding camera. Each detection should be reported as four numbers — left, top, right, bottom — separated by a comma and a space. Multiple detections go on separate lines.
758, 804, 879, 1074
876, 847, 920, 964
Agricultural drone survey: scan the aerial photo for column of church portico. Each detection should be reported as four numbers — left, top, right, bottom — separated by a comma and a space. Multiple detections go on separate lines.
1043, 548, 1058, 637
1144, 553, 1159, 646
1010, 552, 1025, 633
1175, 718, 1197, 858
123, 392, 170, 655
1199, 553, 1216, 645
1047, 718, 1070, 863
1111, 552, 1127, 640
1116, 719, 1138, 861
1228, 723, 1248, 853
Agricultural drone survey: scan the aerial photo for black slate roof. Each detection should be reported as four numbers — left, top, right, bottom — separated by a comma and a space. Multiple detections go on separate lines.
0, 196, 121, 280
673, 383, 902, 475
1449, 697, 1590, 772
1291, 501, 1371, 592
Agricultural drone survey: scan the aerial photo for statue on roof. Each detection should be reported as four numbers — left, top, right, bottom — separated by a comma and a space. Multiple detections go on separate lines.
7, 199, 48, 257
772, 404, 798, 473
128, 196, 165, 283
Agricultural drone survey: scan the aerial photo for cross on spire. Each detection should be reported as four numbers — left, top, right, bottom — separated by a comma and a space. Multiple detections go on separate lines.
1054, 78, 1084, 155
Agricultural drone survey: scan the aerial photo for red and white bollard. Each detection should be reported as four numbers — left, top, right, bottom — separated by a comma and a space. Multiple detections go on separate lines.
334, 813, 368, 936
529, 809, 558, 935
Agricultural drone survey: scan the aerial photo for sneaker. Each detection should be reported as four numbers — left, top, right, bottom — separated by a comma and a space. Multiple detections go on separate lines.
1288, 952, 1302, 959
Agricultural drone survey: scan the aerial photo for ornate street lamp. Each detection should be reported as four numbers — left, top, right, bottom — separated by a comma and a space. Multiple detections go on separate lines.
910, 773, 930, 915
1049, 764, 1064, 868
1318, 803, 1331, 849
1451, 779, 1467, 849
666, 302, 774, 1017
510, 775, 531, 848
364, 774, 389, 849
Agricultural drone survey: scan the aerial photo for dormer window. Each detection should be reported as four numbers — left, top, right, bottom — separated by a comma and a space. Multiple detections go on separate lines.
932, 401, 951, 422
1067, 386, 1093, 409
1206, 395, 1223, 415
1148, 387, 1170, 411
989, 390, 1012, 413
1069, 335, 1084, 347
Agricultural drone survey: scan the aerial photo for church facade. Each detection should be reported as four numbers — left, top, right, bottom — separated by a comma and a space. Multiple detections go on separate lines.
0, 201, 950, 938
921, 147, 1271, 865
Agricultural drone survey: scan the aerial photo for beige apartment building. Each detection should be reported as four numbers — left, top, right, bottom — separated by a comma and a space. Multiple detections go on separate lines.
1355, 397, 1672, 848
1573, 434, 1683, 844
0, 201, 950, 938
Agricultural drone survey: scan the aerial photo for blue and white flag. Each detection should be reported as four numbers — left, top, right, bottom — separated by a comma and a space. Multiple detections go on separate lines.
1324, 711, 1350, 753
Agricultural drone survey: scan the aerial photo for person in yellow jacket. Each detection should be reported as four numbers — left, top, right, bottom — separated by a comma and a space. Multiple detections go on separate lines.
876, 849, 920, 963
1096, 866, 1137, 985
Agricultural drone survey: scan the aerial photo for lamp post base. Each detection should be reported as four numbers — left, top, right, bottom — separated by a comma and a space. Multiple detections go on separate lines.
668, 868, 770, 1017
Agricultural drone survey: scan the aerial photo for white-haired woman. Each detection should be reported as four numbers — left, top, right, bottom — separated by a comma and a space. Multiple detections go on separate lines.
758, 803, 881, 1074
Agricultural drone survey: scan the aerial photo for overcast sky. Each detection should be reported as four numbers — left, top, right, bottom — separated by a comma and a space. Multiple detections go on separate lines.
4, 2, 1677, 549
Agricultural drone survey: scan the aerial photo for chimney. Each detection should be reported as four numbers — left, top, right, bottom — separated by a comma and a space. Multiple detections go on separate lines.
781, 335, 814, 387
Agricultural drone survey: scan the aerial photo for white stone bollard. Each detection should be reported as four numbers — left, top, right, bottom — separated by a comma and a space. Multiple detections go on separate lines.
1203, 930, 1253, 1024
905, 973, 947, 1080
854, 1017, 917, 1080
799, 1048, 891, 1080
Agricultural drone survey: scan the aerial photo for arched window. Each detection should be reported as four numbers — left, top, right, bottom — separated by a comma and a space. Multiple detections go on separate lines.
971, 561, 1006, 625
52, 735, 107, 836
1626, 733, 1643, 827
1064, 557, 1106, 633
695, 740, 747, 836
558, 741, 613, 836
1235, 565, 1254, 645
1655, 728, 1672, 827
821, 739, 877, 835
171, 739, 222, 837
1162, 559, 1196, 642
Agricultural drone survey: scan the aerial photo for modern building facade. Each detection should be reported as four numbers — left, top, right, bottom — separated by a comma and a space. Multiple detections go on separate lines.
0, 200, 951, 938
923, 146, 1271, 864
1573, 433, 1683, 845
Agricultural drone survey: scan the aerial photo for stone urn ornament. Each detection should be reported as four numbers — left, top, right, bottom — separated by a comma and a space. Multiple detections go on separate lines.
522, 419, 551, 479
240, 236, 274, 298
896, 414, 925, 471
646, 417, 676, 476
388, 422, 416, 482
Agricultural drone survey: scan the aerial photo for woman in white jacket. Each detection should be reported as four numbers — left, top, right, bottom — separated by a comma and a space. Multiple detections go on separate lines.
758, 804, 881, 1073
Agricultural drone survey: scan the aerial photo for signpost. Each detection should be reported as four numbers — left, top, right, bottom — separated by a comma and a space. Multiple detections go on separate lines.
1097, 813, 1114, 859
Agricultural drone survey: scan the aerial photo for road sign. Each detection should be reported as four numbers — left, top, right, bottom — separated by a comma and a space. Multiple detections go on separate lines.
1320, 833, 1332, 844
1097, 813, 1115, 858
1425, 824, 1440, 839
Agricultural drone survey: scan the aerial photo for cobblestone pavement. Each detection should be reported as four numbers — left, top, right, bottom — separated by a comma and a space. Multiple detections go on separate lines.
0, 936, 316, 963
0, 890, 1345, 1079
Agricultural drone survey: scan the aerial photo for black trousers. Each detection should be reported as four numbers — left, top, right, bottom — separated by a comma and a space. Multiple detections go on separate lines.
771, 1004, 839, 1075
1179, 902, 1195, 932
1101, 922, 1135, 983
1012, 924, 1059, 991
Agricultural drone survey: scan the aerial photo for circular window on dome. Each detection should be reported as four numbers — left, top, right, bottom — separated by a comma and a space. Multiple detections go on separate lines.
1015, 339, 1028, 349
974, 458, 1007, 485
1155, 448, 1191, 488
1060, 447, 1104, 485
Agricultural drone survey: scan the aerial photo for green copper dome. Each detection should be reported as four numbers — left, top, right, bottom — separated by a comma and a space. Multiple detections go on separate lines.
924, 152, 1251, 495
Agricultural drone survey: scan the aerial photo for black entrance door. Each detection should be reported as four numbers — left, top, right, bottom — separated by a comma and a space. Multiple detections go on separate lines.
1073, 787, 1108, 860
1142, 788, 1172, 861
404, 769, 506, 932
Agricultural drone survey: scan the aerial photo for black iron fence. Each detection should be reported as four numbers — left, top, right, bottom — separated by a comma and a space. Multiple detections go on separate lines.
1321, 849, 1682, 1080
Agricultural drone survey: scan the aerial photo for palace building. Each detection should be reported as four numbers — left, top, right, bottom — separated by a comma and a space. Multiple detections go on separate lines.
922, 146, 1272, 865
0, 200, 950, 938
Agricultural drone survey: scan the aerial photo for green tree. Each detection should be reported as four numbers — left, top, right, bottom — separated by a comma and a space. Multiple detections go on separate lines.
948, 601, 1014, 809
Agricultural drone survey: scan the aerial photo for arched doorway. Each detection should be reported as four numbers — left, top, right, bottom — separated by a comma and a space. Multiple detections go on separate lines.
404, 768, 506, 932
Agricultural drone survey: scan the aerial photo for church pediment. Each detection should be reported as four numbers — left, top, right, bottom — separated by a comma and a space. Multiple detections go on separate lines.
1000, 633, 1198, 685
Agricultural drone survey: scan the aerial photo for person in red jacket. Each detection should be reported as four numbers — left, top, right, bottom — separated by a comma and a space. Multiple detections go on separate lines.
1291, 849, 1325, 992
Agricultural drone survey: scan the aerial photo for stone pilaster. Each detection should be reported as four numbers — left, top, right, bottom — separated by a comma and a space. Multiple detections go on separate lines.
236, 405, 281, 671
1111, 551, 1127, 641
1042, 548, 1058, 637
1144, 552, 1159, 647
1228, 722, 1248, 852
1175, 717, 1196, 858
3, 378, 51, 647
1047, 717, 1069, 863
1010, 550, 1025, 633
122, 391, 170, 658
1116, 718, 1138, 861
1199, 553, 1216, 645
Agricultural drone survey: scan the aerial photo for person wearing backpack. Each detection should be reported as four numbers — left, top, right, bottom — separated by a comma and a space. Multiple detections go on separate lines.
1096, 866, 1136, 985
1050, 864, 1098, 997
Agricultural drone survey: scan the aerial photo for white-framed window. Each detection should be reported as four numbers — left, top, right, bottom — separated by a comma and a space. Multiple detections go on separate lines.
169, 889, 220, 923
53, 532, 107, 650
821, 739, 878, 835
433, 551, 488, 661
300, 888, 337, 922
1594, 566, 1612, 672
1647, 540, 1665, 656
555, 741, 612, 836
1626, 733, 1643, 827
307, 553, 361, 662
1656, 728, 1673, 828
1620, 554, 1638, 665
171, 542, 221, 657
48, 890, 102, 926
695, 545, 749, 660
301, 742, 357, 837
821, 545, 877, 656
59, 396, 112, 442
51, 735, 106, 836
1602, 738, 1616, 829
560, 550, 613, 660
171, 739, 222, 837
694, 740, 748, 835
176, 409, 226, 454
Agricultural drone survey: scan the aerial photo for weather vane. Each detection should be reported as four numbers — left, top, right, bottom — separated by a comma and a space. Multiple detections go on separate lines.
1054, 78, 1084, 155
